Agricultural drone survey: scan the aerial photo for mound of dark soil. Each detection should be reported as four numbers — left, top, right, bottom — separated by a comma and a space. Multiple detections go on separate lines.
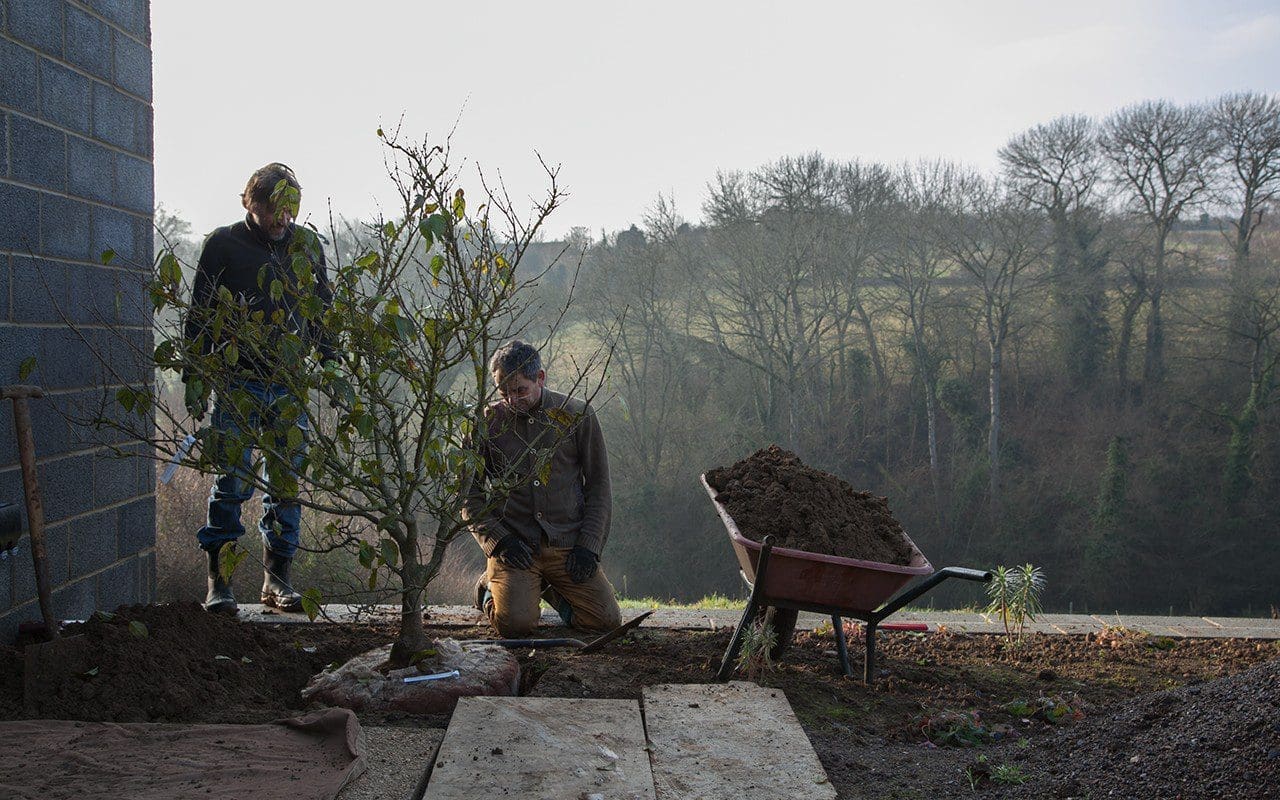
7, 603, 387, 724
1009, 657, 1280, 799
706, 445, 914, 565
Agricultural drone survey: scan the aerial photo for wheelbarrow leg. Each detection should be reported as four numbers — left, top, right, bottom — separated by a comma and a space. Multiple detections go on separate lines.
832, 616, 853, 677
864, 620, 878, 685
717, 537, 774, 680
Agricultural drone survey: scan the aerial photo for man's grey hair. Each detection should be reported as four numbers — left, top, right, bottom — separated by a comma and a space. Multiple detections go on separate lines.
490, 340, 542, 380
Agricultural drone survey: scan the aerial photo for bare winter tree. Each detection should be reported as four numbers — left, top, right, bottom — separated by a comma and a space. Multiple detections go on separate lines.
1213, 92, 1280, 273
942, 172, 1051, 507
875, 160, 960, 515
830, 164, 896, 381
698, 155, 846, 451
1100, 100, 1216, 391
579, 197, 705, 484
1210, 91, 1280, 373
999, 115, 1111, 389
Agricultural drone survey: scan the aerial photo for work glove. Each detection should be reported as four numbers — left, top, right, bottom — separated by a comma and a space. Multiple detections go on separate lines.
492, 533, 534, 570
565, 545, 599, 584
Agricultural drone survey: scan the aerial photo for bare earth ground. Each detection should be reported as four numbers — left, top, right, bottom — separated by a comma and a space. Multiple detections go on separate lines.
3, 603, 1278, 798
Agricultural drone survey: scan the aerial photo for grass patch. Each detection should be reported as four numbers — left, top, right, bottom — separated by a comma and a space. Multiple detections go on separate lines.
616, 593, 745, 610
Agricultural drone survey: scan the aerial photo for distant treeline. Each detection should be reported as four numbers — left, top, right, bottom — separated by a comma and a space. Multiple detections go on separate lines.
544, 92, 1280, 615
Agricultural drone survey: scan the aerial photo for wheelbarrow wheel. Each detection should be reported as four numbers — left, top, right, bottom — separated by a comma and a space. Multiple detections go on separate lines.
764, 606, 799, 660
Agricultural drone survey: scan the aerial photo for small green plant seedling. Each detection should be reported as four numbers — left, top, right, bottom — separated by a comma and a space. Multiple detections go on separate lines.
985, 562, 1046, 646
735, 615, 778, 680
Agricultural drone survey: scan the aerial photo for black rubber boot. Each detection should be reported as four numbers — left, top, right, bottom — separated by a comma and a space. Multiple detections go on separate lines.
203, 542, 238, 615
540, 581, 574, 627
261, 550, 303, 612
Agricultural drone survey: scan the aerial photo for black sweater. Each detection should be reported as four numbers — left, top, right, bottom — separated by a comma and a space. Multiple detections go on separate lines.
183, 215, 336, 380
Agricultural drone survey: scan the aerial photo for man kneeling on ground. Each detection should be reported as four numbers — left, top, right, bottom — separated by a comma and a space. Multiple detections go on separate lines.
463, 340, 623, 637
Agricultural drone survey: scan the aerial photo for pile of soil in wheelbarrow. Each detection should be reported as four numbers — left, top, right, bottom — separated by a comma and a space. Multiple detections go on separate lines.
0, 603, 388, 724
706, 445, 914, 565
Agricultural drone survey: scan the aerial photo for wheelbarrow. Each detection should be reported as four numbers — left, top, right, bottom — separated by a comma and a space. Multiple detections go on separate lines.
702, 475, 990, 684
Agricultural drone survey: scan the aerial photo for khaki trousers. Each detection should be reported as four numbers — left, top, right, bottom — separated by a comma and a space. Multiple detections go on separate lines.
485, 543, 622, 637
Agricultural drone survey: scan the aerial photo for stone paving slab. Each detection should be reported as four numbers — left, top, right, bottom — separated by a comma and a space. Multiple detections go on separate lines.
424, 697, 655, 800
643, 682, 836, 799
232, 604, 1280, 639
337, 725, 444, 800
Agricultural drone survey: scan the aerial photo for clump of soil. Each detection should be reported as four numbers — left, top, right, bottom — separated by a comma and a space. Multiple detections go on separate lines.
6, 603, 388, 724
706, 445, 914, 565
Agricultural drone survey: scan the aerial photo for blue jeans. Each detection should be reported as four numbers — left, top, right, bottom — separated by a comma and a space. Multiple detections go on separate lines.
197, 380, 309, 559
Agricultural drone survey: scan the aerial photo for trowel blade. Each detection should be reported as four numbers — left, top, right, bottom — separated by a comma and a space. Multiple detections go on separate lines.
578, 610, 654, 655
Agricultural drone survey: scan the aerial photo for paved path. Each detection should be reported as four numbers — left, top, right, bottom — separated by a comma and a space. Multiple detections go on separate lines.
238, 604, 1280, 639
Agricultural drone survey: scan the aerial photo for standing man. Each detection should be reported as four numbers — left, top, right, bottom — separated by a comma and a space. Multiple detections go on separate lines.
183, 162, 335, 614
464, 340, 623, 637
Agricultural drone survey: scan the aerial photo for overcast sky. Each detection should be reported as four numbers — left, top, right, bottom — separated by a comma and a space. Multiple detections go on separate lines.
152, 0, 1280, 241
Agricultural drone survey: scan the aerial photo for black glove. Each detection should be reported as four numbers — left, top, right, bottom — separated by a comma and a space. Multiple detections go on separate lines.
565, 545, 599, 584
492, 533, 534, 570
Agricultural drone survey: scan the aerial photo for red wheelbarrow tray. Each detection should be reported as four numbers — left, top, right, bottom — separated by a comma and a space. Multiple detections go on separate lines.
700, 473, 933, 614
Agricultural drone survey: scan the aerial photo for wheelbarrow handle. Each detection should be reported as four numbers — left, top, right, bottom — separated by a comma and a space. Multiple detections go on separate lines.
875, 566, 993, 620
940, 567, 993, 582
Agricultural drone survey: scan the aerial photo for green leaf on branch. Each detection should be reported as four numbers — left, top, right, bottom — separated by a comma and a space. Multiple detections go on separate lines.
128, 620, 149, 639
356, 412, 374, 439
380, 538, 399, 568
424, 213, 448, 240
358, 540, 376, 569
224, 341, 239, 366
100, 249, 116, 265
19, 356, 37, 381
148, 285, 167, 312
218, 543, 248, 582
452, 188, 466, 220
392, 315, 416, 341
153, 340, 175, 366
355, 251, 379, 270
159, 252, 182, 286
286, 426, 304, 451
430, 254, 444, 280
116, 386, 136, 412
301, 588, 323, 621
270, 279, 284, 302
367, 567, 379, 591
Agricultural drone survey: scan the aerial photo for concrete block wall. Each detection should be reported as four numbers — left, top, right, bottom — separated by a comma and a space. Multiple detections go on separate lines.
0, 0, 154, 641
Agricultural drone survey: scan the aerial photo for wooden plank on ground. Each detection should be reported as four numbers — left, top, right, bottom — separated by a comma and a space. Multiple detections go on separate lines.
642, 681, 836, 800
423, 696, 656, 800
